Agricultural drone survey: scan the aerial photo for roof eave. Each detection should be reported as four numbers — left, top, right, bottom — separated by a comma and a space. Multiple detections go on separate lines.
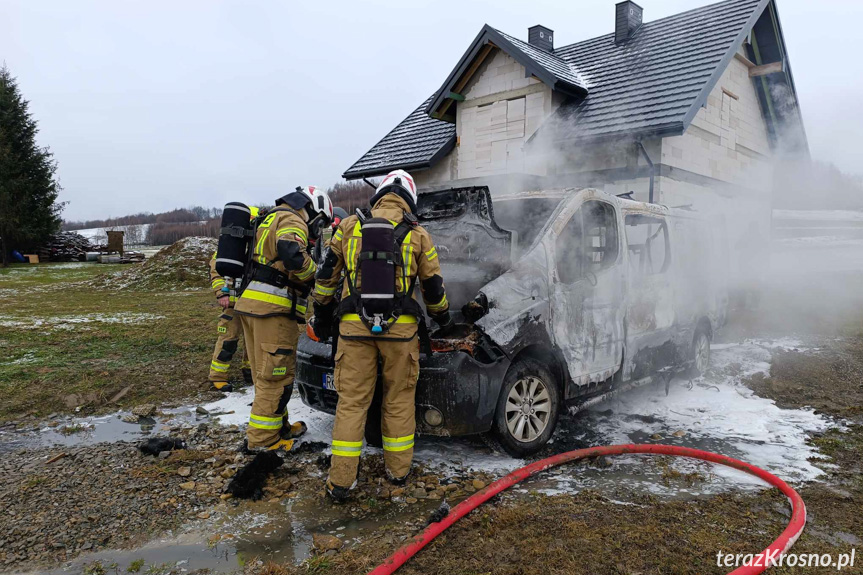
680, 0, 772, 131
342, 134, 457, 180
525, 120, 685, 149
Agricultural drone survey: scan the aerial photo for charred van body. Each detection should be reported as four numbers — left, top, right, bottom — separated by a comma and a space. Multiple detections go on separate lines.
296, 186, 727, 457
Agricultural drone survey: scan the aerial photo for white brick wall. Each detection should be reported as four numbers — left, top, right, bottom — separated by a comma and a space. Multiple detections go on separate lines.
454, 50, 554, 179
660, 48, 773, 195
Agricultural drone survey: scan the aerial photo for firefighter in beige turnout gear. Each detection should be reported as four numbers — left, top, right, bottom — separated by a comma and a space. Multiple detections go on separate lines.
310, 170, 454, 501
235, 186, 333, 451
207, 252, 252, 392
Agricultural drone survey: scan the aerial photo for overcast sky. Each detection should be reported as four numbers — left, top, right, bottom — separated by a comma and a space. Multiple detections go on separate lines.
2, 0, 861, 221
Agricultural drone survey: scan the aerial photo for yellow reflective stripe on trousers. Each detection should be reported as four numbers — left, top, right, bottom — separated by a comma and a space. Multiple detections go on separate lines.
210, 360, 230, 372
331, 439, 362, 457
249, 414, 283, 429
382, 434, 414, 452
340, 314, 416, 324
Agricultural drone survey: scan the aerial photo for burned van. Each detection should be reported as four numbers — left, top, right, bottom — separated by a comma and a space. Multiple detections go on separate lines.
296, 186, 727, 456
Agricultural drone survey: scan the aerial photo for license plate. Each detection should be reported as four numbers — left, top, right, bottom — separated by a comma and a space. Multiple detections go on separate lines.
322, 372, 336, 391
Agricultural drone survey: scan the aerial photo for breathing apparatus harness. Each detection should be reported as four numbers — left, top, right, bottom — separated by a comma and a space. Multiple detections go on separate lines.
338, 207, 425, 338
240, 208, 314, 322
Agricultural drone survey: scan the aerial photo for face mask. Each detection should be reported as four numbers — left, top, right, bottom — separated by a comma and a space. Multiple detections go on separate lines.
308, 214, 329, 240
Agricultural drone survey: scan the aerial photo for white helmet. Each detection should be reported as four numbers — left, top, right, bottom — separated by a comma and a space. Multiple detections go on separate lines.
275, 186, 333, 237
370, 169, 418, 213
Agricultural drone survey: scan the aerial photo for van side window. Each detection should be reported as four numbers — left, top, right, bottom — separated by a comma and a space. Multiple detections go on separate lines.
555, 200, 618, 284
624, 214, 669, 275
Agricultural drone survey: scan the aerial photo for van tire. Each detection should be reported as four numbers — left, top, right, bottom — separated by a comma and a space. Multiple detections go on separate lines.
689, 328, 711, 376
493, 357, 561, 457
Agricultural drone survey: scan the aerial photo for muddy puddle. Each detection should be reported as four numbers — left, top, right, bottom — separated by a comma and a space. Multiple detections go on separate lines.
5, 336, 837, 574
43, 496, 444, 575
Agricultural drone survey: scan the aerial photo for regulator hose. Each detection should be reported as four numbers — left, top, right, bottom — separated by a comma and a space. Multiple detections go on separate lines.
368, 444, 806, 575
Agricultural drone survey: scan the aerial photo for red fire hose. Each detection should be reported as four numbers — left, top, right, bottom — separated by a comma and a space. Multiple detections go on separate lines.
368, 444, 806, 575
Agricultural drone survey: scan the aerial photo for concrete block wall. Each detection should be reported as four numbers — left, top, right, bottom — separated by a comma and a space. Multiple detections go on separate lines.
456, 50, 555, 180
660, 47, 773, 196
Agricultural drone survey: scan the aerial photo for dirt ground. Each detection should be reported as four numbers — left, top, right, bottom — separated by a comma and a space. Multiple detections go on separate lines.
2, 246, 862, 574
251, 326, 863, 575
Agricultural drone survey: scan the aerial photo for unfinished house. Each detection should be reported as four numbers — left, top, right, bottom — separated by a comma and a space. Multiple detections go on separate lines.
342, 0, 808, 259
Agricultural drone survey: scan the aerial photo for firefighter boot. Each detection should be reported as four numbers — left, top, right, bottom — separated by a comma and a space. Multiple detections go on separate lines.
282, 420, 308, 439
211, 381, 234, 393
325, 478, 356, 504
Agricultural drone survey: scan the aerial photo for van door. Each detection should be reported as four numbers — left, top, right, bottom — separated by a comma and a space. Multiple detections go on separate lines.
549, 198, 625, 391
623, 212, 675, 379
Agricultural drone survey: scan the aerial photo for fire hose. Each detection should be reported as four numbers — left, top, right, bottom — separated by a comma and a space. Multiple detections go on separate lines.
368, 444, 806, 575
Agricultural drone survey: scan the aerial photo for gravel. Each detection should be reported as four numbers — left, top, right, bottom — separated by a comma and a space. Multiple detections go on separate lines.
0, 422, 242, 571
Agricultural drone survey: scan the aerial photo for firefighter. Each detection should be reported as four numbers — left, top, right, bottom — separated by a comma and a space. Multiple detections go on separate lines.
207, 252, 251, 392
207, 206, 260, 392
235, 186, 333, 452
310, 170, 454, 502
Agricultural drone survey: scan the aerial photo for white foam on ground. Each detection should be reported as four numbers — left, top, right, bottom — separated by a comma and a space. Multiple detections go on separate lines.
203, 338, 832, 489
588, 338, 831, 490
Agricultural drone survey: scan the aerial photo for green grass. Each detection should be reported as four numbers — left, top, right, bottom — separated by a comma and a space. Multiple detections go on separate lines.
0, 262, 239, 421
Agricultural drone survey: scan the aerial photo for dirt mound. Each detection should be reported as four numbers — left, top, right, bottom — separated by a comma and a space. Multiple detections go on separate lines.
94, 236, 216, 291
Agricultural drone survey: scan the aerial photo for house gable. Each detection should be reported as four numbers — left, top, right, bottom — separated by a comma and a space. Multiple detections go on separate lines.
344, 0, 807, 183
426, 24, 588, 123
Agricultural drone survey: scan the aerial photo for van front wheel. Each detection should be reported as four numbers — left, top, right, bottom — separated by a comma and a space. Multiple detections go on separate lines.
493, 357, 560, 457
691, 329, 711, 376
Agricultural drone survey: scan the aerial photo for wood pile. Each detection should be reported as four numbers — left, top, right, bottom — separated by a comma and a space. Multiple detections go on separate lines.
38, 232, 95, 262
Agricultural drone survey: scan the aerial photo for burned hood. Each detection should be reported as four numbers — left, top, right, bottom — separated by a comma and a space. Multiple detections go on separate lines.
475, 249, 550, 352
417, 187, 512, 314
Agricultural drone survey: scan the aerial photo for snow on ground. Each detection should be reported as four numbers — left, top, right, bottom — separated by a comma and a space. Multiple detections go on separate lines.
203, 337, 832, 492
0, 312, 165, 331
774, 236, 863, 249
8, 336, 834, 496
773, 209, 863, 222
73, 223, 152, 243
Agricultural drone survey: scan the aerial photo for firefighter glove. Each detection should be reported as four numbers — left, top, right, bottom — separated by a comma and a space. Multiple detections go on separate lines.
431, 310, 457, 337
311, 302, 337, 341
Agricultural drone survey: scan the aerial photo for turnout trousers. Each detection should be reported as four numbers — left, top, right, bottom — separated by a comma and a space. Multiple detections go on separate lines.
328, 335, 421, 488
208, 308, 249, 385
239, 314, 299, 449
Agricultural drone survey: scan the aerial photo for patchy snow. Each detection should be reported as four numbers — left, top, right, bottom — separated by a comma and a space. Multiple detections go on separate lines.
0, 312, 165, 331
774, 236, 863, 249
773, 209, 863, 222
73, 223, 152, 243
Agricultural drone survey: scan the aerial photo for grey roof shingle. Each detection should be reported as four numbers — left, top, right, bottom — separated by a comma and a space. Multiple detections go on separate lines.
539, 0, 764, 142
342, 97, 455, 179
344, 0, 767, 178
494, 28, 588, 92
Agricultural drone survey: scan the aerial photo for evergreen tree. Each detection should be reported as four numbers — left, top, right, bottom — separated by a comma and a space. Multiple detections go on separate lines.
0, 64, 63, 266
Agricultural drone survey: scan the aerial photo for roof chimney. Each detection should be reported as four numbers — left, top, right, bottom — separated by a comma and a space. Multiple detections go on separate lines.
614, 1, 643, 44
528, 25, 554, 52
